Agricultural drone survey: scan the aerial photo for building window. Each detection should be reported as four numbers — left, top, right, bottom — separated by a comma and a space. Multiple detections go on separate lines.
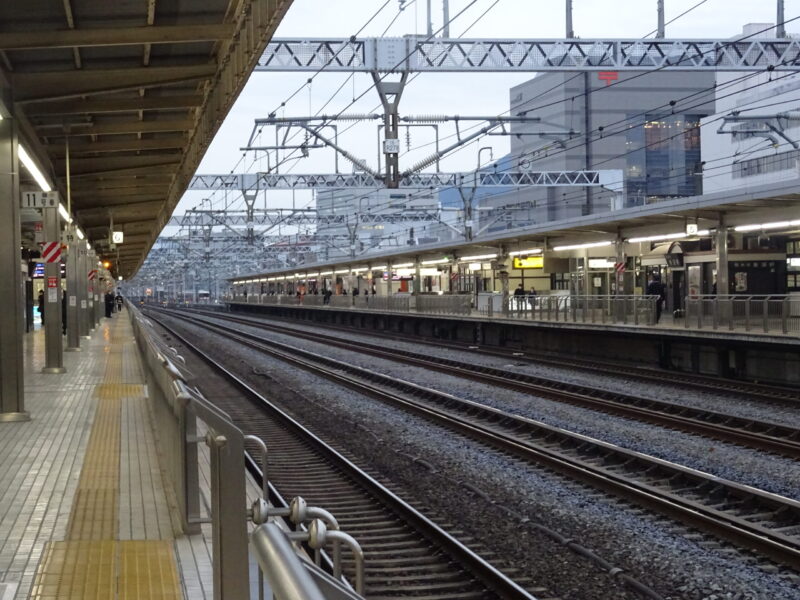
732, 150, 799, 179
625, 114, 704, 205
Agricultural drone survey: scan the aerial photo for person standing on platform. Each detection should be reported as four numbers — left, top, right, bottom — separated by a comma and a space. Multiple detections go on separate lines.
104, 291, 114, 318
115, 292, 123, 312
37, 290, 45, 324
513, 283, 525, 314
646, 273, 667, 324
61, 290, 67, 335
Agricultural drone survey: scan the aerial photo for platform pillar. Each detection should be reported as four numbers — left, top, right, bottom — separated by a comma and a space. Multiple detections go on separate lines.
78, 245, 90, 338
65, 229, 81, 351
41, 203, 65, 374
716, 218, 729, 295
0, 111, 28, 420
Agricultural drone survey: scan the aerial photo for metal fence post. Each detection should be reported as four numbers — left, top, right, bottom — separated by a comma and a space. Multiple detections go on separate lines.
763, 298, 769, 333
712, 297, 719, 330
178, 396, 201, 535
207, 429, 249, 600
782, 297, 789, 334
745, 298, 751, 331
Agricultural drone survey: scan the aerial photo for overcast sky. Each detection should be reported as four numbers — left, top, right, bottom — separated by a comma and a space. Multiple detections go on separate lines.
176, 0, 800, 218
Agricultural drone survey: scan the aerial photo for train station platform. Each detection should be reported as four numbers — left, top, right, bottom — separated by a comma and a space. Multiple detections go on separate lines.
0, 314, 215, 600
223, 298, 800, 385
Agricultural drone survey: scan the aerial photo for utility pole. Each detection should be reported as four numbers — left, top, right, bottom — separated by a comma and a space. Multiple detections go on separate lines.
566, 0, 574, 38
656, 0, 665, 38
442, 0, 450, 37
777, 0, 786, 37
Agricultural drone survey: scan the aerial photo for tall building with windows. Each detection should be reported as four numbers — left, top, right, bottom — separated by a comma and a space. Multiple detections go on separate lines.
476, 69, 715, 229
700, 25, 800, 194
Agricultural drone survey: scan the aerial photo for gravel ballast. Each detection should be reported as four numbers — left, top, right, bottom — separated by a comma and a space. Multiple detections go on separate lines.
153, 311, 800, 600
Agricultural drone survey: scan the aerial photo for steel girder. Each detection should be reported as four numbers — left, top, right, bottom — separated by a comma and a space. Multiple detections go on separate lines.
188, 170, 621, 191
256, 37, 800, 72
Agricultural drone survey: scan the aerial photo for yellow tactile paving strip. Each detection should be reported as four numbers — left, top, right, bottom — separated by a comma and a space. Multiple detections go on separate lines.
29, 319, 182, 600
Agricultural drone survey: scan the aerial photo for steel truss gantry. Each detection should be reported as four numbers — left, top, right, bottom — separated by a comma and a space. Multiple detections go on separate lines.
188, 170, 623, 191
167, 209, 442, 227
256, 36, 800, 73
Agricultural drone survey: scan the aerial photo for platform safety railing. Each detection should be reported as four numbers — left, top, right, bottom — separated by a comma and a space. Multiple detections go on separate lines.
128, 304, 365, 600
499, 294, 659, 326
684, 295, 799, 335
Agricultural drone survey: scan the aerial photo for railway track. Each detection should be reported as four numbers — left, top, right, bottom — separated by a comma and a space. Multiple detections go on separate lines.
169, 307, 800, 459
215, 304, 799, 406
143, 310, 545, 600
151, 307, 800, 572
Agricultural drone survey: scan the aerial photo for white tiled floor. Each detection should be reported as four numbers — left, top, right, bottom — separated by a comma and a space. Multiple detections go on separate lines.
0, 328, 103, 597
0, 317, 224, 599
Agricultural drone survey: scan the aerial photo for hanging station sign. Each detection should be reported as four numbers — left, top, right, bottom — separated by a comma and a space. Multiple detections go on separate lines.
512, 256, 544, 269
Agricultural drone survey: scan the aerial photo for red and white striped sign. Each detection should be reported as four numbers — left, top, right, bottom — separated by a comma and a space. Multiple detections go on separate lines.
615, 262, 626, 274
41, 241, 61, 263
88, 269, 97, 281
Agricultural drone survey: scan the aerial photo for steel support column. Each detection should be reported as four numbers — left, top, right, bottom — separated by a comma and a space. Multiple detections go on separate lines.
716, 219, 729, 296
0, 112, 28, 420
615, 238, 626, 295
78, 246, 90, 338
41, 204, 65, 374
566, 0, 574, 38
657, 0, 665, 38
65, 231, 81, 351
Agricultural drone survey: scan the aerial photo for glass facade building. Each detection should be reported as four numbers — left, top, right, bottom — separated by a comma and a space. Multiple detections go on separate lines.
625, 114, 703, 206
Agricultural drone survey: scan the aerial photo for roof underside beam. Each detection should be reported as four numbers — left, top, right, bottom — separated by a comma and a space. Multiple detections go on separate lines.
24, 95, 204, 115
0, 24, 235, 50
12, 64, 216, 103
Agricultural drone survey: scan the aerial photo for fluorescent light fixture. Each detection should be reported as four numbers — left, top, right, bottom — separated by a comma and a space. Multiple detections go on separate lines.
468, 262, 482, 271
352, 267, 368, 273
552, 241, 613, 251
588, 259, 615, 269
508, 248, 542, 257
58, 203, 72, 223
734, 219, 800, 232
459, 253, 497, 262
334, 269, 349, 274
371, 265, 387, 270
86, 242, 91, 250
18, 145, 52, 192
320, 271, 333, 276
421, 258, 449, 265
627, 230, 710, 243
117, 276, 123, 281
392, 262, 414, 268
76, 228, 85, 240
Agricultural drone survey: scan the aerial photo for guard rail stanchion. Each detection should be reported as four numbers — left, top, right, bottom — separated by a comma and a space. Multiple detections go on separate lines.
782, 297, 789, 334
250, 523, 327, 600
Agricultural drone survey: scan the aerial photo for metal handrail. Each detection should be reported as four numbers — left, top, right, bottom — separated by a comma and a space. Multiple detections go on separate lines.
129, 304, 367, 599
250, 523, 327, 600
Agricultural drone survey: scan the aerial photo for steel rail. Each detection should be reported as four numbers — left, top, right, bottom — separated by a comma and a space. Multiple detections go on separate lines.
154, 308, 800, 571
144, 309, 539, 600
215, 303, 800, 406
175, 308, 800, 459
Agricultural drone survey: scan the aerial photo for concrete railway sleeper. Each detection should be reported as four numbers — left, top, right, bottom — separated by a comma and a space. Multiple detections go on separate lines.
168, 307, 800, 459
142, 310, 544, 600
150, 308, 800, 573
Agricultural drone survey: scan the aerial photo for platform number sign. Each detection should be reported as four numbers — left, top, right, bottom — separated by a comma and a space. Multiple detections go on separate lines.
20, 191, 59, 208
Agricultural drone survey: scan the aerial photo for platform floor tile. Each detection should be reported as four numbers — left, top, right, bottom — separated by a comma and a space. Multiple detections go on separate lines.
0, 315, 187, 599
28, 540, 180, 600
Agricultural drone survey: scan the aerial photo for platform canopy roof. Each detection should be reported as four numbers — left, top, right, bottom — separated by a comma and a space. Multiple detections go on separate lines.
0, 0, 292, 278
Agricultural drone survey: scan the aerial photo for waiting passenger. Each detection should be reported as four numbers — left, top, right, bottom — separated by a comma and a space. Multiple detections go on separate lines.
513, 283, 525, 314
646, 274, 666, 324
